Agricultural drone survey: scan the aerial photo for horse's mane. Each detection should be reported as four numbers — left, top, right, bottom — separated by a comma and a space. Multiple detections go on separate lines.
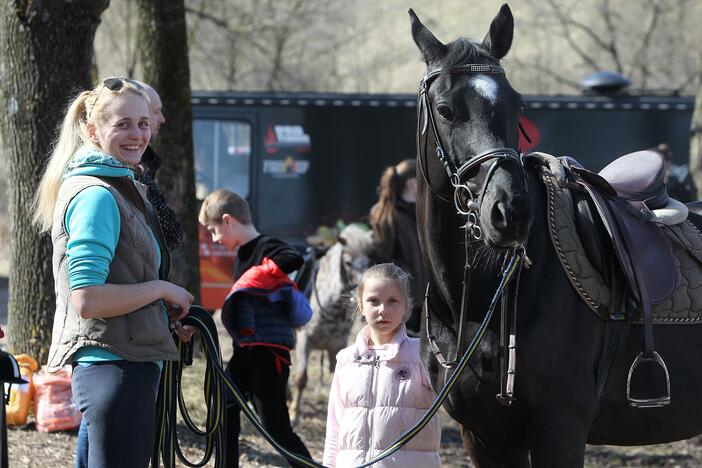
443, 37, 496, 68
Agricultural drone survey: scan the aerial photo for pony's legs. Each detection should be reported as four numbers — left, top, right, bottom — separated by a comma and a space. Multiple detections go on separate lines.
327, 341, 341, 373
462, 427, 529, 468
290, 332, 310, 426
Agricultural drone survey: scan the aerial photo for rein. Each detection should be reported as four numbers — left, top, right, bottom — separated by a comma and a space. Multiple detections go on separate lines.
417, 62, 528, 405
155, 254, 522, 467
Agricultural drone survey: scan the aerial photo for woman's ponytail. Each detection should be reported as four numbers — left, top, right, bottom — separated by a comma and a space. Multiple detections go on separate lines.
32, 91, 92, 231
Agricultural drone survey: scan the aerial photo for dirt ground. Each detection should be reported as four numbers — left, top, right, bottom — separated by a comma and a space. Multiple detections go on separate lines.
5, 310, 702, 467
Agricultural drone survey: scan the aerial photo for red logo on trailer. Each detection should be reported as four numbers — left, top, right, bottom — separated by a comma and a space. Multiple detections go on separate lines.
518, 116, 540, 152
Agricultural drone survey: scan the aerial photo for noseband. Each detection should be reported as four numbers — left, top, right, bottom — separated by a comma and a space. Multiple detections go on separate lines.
417, 63, 526, 240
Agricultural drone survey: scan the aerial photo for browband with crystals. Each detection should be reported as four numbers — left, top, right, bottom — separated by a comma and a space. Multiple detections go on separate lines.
421, 64, 506, 90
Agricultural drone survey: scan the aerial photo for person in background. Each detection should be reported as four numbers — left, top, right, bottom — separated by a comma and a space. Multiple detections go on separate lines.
199, 189, 312, 468
369, 158, 426, 336
33, 77, 194, 468
657, 143, 698, 203
323, 263, 441, 467
74, 80, 185, 468
133, 82, 183, 252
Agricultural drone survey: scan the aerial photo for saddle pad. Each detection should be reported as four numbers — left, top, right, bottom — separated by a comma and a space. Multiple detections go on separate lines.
541, 167, 702, 324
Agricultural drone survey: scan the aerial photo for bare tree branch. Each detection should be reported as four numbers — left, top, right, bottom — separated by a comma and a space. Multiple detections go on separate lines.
511, 57, 581, 91
598, 0, 623, 72
546, 0, 603, 71
629, 0, 662, 89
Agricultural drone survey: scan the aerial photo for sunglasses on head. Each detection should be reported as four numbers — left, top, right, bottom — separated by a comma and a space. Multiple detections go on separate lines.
88, 77, 144, 119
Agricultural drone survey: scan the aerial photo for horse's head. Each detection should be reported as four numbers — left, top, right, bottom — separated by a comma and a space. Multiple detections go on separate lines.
410, 4, 531, 248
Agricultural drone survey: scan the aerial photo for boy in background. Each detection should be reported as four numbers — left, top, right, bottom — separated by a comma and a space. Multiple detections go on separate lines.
199, 189, 311, 468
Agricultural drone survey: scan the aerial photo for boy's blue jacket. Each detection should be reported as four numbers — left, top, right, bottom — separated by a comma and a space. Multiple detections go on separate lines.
222, 257, 312, 350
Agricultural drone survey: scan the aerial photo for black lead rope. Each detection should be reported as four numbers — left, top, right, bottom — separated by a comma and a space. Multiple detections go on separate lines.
152, 306, 226, 468
153, 254, 522, 468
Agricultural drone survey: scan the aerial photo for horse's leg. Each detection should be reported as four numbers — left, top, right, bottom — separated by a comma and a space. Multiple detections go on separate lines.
290, 332, 309, 426
527, 409, 590, 468
323, 338, 344, 382
460, 426, 480, 464
328, 340, 340, 373
462, 427, 530, 468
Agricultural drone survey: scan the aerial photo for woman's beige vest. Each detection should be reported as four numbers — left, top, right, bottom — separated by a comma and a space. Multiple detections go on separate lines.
46, 175, 179, 372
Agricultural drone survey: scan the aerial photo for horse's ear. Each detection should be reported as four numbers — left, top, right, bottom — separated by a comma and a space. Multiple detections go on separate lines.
481, 3, 514, 60
409, 8, 447, 64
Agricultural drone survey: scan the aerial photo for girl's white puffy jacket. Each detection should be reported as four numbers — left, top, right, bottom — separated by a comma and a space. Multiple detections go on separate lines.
323, 325, 441, 467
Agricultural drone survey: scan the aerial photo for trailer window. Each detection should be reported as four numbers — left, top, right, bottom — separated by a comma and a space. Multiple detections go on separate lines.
193, 120, 251, 200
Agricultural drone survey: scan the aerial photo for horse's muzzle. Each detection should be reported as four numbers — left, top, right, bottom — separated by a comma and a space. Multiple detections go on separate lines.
484, 192, 532, 247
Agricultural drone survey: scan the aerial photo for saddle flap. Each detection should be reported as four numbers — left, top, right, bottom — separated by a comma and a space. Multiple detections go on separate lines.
614, 204, 676, 304
581, 183, 676, 305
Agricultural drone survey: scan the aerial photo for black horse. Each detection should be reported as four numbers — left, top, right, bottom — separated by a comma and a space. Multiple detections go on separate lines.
411, 4, 702, 467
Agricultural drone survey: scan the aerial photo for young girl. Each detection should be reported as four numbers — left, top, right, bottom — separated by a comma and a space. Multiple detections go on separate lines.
323, 263, 441, 467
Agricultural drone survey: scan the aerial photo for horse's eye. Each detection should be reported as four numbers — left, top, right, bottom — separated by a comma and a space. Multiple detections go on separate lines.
436, 103, 455, 121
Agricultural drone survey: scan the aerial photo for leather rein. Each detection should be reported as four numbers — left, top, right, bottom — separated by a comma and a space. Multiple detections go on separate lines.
417, 63, 528, 405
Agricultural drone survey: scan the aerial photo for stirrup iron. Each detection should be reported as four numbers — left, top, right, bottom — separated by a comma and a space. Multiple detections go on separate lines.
626, 351, 671, 408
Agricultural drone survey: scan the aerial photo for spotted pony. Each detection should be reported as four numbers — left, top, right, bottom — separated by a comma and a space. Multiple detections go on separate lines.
290, 224, 375, 425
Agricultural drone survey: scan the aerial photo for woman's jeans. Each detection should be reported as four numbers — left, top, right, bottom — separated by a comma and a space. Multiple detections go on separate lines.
72, 361, 160, 468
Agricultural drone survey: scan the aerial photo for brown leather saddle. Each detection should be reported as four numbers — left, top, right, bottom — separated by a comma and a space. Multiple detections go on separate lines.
568, 151, 677, 308
530, 148, 702, 407
562, 150, 678, 408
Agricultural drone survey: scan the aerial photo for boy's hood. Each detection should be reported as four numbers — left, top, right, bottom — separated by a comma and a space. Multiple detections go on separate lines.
63, 145, 134, 180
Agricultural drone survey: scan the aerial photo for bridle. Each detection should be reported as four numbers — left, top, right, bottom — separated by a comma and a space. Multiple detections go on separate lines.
417, 63, 526, 239
417, 62, 529, 405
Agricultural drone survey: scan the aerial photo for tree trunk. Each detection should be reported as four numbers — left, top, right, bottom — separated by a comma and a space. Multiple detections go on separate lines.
137, 0, 201, 302
0, 0, 110, 361
690, 80, 702, 200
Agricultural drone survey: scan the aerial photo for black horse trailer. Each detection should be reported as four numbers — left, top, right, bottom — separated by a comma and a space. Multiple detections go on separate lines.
191, 90, 695, 307
192, 90, 694, 239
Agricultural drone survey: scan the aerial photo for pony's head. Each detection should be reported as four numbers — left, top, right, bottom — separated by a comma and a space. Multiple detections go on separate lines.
337, 224, 375, 287
410, 4, 531, 248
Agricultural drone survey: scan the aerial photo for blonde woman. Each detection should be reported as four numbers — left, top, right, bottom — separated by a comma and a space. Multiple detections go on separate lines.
34, 78, 193, 467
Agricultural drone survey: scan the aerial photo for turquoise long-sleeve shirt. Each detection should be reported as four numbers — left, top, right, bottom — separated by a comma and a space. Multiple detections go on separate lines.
64, 146, 163, 365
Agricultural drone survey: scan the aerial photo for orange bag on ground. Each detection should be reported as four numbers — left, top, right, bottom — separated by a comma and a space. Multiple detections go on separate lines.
33, 365, 82, 432
5, 354, 39, 426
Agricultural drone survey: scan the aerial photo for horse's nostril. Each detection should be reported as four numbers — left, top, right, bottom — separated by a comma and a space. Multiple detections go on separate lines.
491, 201, 508, 229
